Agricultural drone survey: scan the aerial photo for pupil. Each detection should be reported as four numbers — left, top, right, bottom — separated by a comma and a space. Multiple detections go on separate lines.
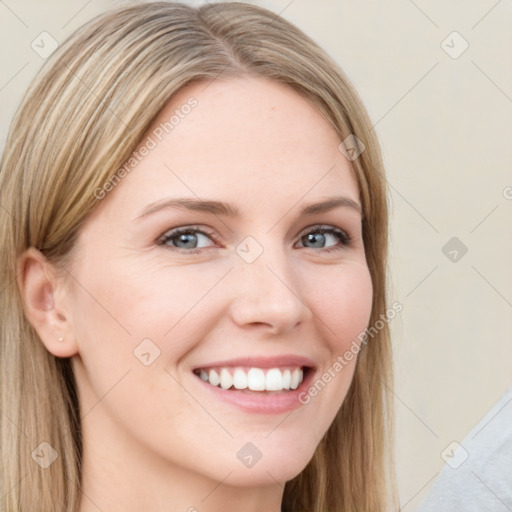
178, 233, 196, 248
306, 233, 325, 248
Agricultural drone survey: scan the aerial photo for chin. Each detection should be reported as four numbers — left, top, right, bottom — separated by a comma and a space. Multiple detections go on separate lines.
208, 437, 318, 487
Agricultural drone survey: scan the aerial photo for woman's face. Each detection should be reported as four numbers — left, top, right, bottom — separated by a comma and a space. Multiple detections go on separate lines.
65, 76, 373, 487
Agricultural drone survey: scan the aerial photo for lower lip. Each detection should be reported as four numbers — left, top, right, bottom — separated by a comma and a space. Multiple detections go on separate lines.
193, 369, 315, 414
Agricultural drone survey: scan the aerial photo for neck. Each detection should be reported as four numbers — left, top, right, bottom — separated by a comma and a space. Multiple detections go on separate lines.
76, 401, 285, 512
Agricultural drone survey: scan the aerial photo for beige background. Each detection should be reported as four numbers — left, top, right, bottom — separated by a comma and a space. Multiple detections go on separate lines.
1, 1, 511, 510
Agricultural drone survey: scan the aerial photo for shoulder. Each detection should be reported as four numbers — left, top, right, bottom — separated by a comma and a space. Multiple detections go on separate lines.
417, 386, 512, 512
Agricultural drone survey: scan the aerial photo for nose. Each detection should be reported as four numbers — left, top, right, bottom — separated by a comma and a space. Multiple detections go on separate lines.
227, 245, 312, 334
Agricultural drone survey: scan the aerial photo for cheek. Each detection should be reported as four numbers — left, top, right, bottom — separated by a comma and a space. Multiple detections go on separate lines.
313, 263, 373, 350
72, 256, 207, 339
294, 263, 372, 429
68, 258, 226, 394
68, 260, 203, 433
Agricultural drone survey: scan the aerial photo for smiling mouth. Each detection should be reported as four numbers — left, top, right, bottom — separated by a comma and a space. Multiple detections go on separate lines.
193, 366, 308, 393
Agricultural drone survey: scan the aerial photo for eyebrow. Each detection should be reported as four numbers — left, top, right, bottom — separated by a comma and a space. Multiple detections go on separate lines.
133, 195, 362, 221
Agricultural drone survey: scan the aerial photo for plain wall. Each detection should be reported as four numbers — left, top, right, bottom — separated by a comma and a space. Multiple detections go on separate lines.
1, 1, 511, 510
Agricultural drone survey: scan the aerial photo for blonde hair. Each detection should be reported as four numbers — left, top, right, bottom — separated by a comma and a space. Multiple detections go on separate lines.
0, 2, 397, 511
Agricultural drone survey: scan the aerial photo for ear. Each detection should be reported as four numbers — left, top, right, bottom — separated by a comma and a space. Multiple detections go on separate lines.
16, 247, 78, 358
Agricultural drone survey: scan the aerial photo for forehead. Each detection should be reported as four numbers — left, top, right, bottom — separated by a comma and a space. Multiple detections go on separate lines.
89, 76, 359, 224
163, 75, 342, 164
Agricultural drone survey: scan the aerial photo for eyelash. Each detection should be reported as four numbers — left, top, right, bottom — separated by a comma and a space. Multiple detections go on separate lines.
156, 224, 352, 255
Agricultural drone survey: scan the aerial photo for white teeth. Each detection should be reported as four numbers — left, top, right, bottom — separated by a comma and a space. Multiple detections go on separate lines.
220, 368, 233, 389
265, 368, 283, 391
233, 368, 248, 389
282, 369, 291, 390
247, 368, 266, 391
209, 369, 220, 387
198, 367, 305, 392
290, 368, 301, 390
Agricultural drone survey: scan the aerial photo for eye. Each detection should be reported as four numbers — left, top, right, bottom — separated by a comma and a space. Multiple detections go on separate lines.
157, 226, 218, 254
157, 224, 352, 255
296, 225, 352, 252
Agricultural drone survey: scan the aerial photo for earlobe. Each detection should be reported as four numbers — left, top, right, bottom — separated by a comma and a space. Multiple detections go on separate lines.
16, 247, 78, 358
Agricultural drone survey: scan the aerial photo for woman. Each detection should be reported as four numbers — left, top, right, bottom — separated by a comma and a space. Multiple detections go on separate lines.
0, 2, 397, 511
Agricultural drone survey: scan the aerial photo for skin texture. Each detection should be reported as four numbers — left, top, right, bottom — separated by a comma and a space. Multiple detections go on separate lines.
18, 76, 373, 512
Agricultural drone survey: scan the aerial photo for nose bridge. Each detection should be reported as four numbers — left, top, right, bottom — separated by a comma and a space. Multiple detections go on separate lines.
227, 234, 310, 330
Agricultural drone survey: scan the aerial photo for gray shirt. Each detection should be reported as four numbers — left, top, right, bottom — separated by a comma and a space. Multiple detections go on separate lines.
417, 386, 512, 512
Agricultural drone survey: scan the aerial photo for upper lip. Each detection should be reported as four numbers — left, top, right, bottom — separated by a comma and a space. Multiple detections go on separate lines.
193, 355, 317, 371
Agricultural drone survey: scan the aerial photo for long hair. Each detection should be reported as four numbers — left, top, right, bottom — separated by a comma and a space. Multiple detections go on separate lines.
0, 2, 397, 510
